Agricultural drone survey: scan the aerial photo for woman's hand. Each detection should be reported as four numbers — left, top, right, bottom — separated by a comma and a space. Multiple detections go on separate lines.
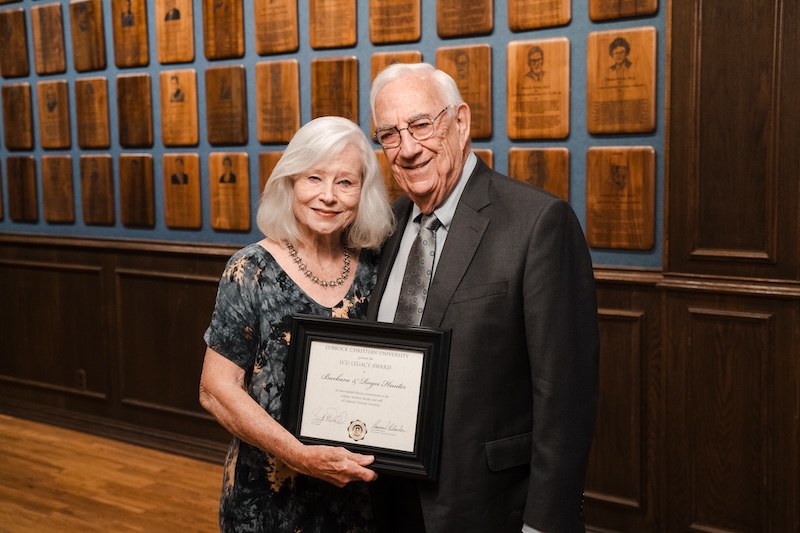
284, 444, 378, 487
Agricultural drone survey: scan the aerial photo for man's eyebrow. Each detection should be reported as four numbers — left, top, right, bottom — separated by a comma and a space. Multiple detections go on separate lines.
375, 111, 434, 131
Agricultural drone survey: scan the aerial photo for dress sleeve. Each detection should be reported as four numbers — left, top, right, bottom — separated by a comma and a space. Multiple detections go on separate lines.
203, 247, 263, 370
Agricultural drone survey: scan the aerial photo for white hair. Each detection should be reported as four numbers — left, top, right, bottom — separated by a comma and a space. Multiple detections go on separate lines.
256, 116, 394, 249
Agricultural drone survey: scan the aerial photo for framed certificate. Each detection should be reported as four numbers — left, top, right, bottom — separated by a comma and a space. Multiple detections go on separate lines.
283, 315, 451, 480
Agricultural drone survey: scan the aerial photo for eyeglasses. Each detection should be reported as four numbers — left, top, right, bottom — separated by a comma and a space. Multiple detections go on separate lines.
373, 107, 450, 149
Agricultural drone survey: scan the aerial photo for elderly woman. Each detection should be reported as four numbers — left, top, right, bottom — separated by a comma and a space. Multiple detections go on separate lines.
199, 116, 394, 533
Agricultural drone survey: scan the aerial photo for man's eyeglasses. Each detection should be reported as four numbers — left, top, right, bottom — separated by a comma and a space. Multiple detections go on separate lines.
373, 107, 450, 149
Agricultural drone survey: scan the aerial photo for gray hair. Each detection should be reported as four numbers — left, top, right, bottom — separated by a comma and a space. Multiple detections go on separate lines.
256, 116, 394, 249
370, 62, 464, 120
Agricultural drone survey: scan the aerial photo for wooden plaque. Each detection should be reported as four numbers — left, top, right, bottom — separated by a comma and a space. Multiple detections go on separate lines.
436, 45, 492, 139
209, 152, 250, 231
80, 155, 115, 225
370, 0, 420, 44
37, 80, 71, 149
587, 27, 657, 134
2, 83, 33, 150
437, 0, 492, 38
254, 0, 298, 55
374, 149, 405, 203
163, 153, 201, 229
160, 69, 199, 146
259, 151, 283, 193
42, 155, 75, 223
0, 8, 30, 78
75, 77, 110, 148
370, 52, 422, 135
156, 0, 195, 63
370, 51, 423, 80
310, 0, 356, 50
111, 0, 149, 68
69, 0, 106, 72
202, 0, 244, 59
6, 156, 37, 222
31, 3, 67, 75
586, 146, 655, 250
205, 65, 248, 145
508, 147, 569, 200
507, 38, 570, 139
119, 154, 155, 227
117, 73, 153, 147
509, 0, 570, 31
256, 60, 300, 144
473, 148, 493, 169
311, 57, 359, 122
590, 0, 657, 21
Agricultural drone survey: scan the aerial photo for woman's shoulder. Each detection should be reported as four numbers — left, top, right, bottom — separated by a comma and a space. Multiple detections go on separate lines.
221, 243, 276, 281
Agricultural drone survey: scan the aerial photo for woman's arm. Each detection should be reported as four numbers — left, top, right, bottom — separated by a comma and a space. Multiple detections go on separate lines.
199, 348, 378, 487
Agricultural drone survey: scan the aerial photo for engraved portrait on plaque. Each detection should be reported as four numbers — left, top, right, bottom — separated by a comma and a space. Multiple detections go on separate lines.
370, 0, 420, 44
256, 60, 300, 144
586, 146, 655, 249
76, 77, 110, 149
508, 147, 569, 200
42, 155, 75, 223
156, 0, 194, 63
587, 27, 656, 134
437, 0, 492, 38
164, 153, 202, 229
31, 3, 67, 74
254, 0, 298, 55
590, 0, 657, 21
70, 0, 106, 72
206, 65, 248, 145
161, 69, 199, 146
507, 38, 570, 139
80, 155, 115, 225
37, 80, 71, 149
436, 45, 492, 139
508, 0, 570, 31
209, 152, 250, 231
112, 0, 149, 68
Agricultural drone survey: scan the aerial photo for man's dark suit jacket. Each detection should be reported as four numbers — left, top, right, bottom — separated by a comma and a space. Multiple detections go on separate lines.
367, 158, 599, 532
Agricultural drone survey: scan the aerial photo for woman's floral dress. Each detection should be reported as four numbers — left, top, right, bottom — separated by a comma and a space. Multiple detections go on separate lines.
204, 244, 380, 533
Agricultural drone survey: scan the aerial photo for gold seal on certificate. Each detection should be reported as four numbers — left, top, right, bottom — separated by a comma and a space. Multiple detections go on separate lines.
283, 315, 451, 480
348, 420, 368, 442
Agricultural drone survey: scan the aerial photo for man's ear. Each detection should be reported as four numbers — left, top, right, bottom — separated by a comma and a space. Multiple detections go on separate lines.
455, 102, 472, 143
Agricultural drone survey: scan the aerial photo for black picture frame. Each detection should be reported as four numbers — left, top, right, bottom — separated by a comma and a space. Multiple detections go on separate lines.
282, 314, 451, 481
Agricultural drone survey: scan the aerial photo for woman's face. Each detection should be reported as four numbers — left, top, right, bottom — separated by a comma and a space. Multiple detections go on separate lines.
292, 145, 363, 241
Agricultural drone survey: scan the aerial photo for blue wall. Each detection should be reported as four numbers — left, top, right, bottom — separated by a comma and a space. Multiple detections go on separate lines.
0, 0, 665, 268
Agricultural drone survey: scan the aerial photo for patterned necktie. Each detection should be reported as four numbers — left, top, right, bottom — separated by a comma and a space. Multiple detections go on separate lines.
394, 214, 442, 326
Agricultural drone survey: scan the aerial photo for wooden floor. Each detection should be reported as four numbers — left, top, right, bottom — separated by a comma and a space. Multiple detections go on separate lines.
0, 414, 224, 532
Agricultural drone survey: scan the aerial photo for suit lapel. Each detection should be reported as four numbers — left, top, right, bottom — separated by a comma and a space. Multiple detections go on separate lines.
422, 159, 492, 328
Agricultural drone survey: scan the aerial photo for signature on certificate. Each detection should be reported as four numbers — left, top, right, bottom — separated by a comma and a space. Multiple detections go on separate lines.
310, 407, 347, 425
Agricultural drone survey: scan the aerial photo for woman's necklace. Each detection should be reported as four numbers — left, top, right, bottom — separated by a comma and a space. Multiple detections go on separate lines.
285, 241, 352, 288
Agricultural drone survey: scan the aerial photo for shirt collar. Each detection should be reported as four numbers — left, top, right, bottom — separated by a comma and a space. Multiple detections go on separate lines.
410, 152, 477, 230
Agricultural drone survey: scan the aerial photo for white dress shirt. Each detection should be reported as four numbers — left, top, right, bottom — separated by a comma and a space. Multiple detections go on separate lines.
377, 152, 476, 322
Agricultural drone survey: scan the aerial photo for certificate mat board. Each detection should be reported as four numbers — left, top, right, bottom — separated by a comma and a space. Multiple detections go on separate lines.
283, 315, 451, 480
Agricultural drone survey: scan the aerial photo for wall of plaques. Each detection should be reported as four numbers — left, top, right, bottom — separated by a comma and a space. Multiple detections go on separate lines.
0, 0, 665, 268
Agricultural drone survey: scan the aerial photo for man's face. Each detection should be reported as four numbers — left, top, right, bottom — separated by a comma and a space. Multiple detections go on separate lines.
612, 46, 628, 65
529, 52, 544, 74
373, 76, 470, 214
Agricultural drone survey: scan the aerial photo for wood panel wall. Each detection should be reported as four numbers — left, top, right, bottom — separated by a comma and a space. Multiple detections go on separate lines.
0, 235, 231, 462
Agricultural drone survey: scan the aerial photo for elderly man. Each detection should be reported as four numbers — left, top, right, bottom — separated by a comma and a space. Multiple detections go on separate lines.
367, 63, 599, 533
